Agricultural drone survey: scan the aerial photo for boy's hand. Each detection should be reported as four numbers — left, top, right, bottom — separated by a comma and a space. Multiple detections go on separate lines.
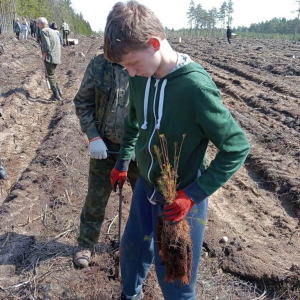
110, 168, 127, 192
163, 190, 194, 222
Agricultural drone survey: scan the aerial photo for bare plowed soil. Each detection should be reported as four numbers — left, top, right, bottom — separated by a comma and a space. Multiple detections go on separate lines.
0, 35, 299, 299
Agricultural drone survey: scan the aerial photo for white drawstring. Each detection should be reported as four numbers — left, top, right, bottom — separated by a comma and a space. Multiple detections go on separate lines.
141, 77, 151, 130
148, 189, 157, 205
155, 79, 167, 130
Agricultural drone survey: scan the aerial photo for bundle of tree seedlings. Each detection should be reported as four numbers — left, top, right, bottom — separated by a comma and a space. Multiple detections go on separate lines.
154, 133, 193, 285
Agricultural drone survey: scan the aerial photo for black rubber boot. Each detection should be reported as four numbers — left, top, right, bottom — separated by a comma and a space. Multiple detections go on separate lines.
56, 85, 63, 96
53, 90, 62, 101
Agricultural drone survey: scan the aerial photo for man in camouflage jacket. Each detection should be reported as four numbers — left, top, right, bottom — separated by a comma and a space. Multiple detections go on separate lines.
73, 52, 138, 268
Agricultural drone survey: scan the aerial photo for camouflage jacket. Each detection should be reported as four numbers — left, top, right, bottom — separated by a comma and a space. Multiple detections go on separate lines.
73, 52, 130, 144
41, 27, 61, 65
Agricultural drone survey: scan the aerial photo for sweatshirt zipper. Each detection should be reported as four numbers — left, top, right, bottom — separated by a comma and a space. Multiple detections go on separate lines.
147, 79, 160, 185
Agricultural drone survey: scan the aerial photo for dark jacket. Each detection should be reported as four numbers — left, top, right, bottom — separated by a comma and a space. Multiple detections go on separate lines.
13, 21, 21, 33
227, 28, 232, 37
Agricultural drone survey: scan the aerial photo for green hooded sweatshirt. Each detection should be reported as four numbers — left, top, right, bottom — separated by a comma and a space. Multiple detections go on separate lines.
116, 58, 250, 204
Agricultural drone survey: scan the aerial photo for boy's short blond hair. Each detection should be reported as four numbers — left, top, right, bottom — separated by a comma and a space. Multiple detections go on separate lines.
104, 1, 166, 63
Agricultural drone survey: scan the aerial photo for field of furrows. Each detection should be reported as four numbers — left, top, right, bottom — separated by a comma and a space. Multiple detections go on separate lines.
0, 34, 299, 299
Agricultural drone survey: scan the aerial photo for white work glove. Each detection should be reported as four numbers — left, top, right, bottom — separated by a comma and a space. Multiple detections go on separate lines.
89, 137, 108, 159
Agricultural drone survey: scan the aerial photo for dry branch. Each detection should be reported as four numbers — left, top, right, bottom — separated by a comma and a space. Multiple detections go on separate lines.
0, 280, 30, 291
105, 214, 119, 235
16, 209, 49, 228
251, 291, 267, 300
236, 179, 261, 197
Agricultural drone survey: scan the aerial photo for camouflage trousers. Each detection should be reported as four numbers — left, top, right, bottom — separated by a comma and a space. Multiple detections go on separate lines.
45, 61, 58, 92
78, 139, 139, 249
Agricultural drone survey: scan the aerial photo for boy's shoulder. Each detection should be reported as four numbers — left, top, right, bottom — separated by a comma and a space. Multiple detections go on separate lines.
175, 62, 215, 89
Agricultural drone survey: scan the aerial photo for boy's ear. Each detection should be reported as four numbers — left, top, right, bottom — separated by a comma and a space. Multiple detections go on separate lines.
149, 38, 160, 51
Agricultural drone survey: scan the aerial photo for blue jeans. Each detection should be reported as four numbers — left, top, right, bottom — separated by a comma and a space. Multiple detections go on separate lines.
120, 176, 208, 300
22, 29, 28, 40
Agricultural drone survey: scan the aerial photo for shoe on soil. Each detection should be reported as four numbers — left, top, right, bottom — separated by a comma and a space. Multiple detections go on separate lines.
118, 291, 143, 300
0, 170, 8, 180
73, 246, 92, 268
53, 90, 62, 101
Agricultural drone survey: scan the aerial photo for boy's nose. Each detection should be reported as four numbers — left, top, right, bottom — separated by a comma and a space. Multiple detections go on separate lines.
127, 67, 137, 77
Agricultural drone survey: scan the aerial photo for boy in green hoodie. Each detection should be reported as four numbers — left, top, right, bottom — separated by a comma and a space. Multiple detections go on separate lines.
104, 2, 250, 300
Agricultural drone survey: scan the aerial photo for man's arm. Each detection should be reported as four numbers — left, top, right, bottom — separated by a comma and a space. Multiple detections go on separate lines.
40, 30, 50, 54
74, 54, 109, 160
184, 79, 250, 204
110, 88, 139, 189
114, 84, 139, 170
73, 55, 99, 140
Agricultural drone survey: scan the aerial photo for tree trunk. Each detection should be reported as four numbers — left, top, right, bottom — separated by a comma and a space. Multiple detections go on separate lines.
293, 11, 300, 41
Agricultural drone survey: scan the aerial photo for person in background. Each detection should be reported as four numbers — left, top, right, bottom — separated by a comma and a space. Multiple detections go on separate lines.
36, 22, 41, 44
227, 26, 232, 44
37, 17, 62, 101
30, 19, 37, 38
21, 18, 29, 40
60, 19, 70, 46
53, 23, 63, 45
13, 18, 21, 40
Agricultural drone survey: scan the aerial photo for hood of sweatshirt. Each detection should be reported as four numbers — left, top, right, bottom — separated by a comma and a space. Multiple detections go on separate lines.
141, 53, 193, 131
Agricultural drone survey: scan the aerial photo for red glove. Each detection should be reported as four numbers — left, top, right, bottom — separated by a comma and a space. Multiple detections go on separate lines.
110, 168, 127, 192
163, 190, 194, 222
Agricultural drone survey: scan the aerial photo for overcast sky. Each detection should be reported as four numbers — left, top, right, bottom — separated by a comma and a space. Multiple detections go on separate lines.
71, 0, 298, 32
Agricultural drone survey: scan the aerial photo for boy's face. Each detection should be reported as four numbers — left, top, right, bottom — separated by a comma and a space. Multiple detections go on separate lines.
120, 45, 160, 78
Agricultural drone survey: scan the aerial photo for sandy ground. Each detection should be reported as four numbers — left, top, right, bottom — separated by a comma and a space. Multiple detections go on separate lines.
0, 34, 299, 299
